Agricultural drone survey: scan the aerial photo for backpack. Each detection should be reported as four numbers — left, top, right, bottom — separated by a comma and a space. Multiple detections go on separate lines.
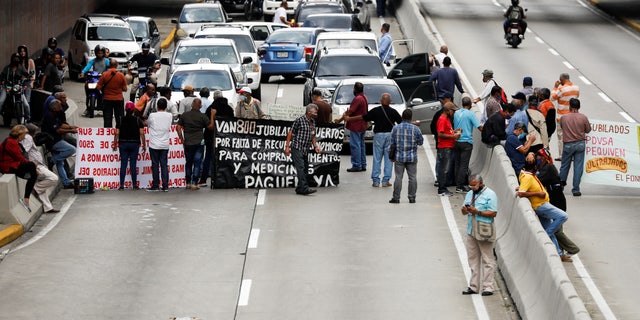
33, 132, 55, 150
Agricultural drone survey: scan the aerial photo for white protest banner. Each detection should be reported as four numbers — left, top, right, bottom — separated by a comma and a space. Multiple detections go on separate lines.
582, 119, 640, 188
74, 126, 186, 190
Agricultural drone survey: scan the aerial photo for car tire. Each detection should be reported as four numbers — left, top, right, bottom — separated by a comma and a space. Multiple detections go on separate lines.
260, 74, 271, 83
283, 74, 297, 81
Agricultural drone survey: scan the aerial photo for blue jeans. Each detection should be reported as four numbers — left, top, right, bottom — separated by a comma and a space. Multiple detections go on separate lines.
51, 140, 76, 185
559, 140, 586, 193
437, 148, 452, 193
200, 140, 214, 183
372, 132, 392, 184
119, 142, 139, 187
392, 161, 417, 201
535, 202, 568, 255
291, 148, 310, 193
150, 148, 169, 189
184, 144, 204, 185
349, 131, 366, 169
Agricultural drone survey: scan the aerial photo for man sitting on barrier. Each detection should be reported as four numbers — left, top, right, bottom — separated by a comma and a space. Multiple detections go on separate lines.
516, 157, 570, 262
41, 99, 76, 189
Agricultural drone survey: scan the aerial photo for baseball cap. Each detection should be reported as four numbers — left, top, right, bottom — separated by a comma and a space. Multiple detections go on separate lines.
125, 101, 136, 111
482, 69, 493, 77
238, 86, 252, 94
511, 92, 526, 100
523, 76, 533, 85
182, 85, 194, 92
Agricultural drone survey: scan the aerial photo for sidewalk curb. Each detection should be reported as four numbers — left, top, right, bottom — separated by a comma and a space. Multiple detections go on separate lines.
0, 224, 23, 248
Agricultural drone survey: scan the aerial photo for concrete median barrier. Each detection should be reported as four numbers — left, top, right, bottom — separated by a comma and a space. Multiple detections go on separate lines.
395, 0, 592, 315
0, 174, 42, 248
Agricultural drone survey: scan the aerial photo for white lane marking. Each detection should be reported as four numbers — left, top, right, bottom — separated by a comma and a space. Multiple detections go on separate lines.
562, 61, 575, 70
10, 195, 77, 253
535, 37, 544, 44
248, 228, 261, 249
277, 88, 284, 98
619, 112, 636, 123
572, 255, 618, 320
548, 48, 559, 56
257, 189, 266, 206
422, 138, 490, 320
578, 76, 592, 85
238, 279, 253, 306
598, 92, 612, 103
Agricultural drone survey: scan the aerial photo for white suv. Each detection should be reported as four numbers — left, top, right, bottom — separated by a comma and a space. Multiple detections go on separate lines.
161, 38, 251, 89
172, 2, 230, 46
194, 24, 262, 99
68, 14, 141, 80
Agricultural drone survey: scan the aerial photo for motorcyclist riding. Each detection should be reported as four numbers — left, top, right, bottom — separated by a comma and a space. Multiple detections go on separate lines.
503, 0, 527, 37
126, 42, 158, 102
80, 45, 110, 77
80, 45, 110, 117
0, 53, 31, 122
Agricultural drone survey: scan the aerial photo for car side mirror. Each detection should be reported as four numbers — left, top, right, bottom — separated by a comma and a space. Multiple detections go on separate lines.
160, 58, 170, 65
302, 70, 312, 78
242, 56, 253, 64
388, 69, 403, 78
152, 30, 160, 37
410, 98, 424, 106
136, 36, 143, 42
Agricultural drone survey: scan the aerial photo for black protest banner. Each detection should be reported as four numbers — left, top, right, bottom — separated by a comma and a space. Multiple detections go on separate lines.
213, 118, 344, 188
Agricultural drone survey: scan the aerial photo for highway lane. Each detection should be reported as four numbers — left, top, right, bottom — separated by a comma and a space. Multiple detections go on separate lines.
0, 9, 516, 320
419, 0, 640, 318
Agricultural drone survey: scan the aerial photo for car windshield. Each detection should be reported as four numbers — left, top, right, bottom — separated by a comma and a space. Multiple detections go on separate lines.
316, 56, 385, 77
88, 26, 135, 41
266, 30, 312, 44
303, 15, 351, 29
334, 83, 404, 105
174, 45, 239, 65
298, 6, 343, 22
127, 20, 148, 38
317, 39, 376, 51
195, 34, 255, 53
170, 70, 233, 91
180, 7, 224, 23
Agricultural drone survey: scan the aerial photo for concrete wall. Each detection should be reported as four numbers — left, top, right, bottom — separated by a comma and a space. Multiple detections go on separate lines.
0, 0, 107, 62
395, 0, 591, 318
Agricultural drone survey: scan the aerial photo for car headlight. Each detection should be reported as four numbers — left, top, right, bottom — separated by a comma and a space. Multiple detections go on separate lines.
176, 29, 187, 38
243, 63, 260, 73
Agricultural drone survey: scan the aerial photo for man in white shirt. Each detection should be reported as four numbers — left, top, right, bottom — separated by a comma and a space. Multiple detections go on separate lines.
21, 124, 59, 213
273, 0, 289, 25
146, 98, 174, 192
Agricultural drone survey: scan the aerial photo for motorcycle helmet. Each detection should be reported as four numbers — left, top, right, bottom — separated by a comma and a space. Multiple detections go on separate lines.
141, 42, 151, 51
94, 45, 106, 55
511, 0, 519, 6
48, 37, 57, 46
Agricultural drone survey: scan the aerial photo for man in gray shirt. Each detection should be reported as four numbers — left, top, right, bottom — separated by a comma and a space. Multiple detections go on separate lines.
177, 98, 211, 190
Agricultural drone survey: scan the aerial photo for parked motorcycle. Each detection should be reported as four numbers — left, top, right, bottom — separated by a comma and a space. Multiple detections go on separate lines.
84, 71, 102, 118
1, 80, 28, 127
